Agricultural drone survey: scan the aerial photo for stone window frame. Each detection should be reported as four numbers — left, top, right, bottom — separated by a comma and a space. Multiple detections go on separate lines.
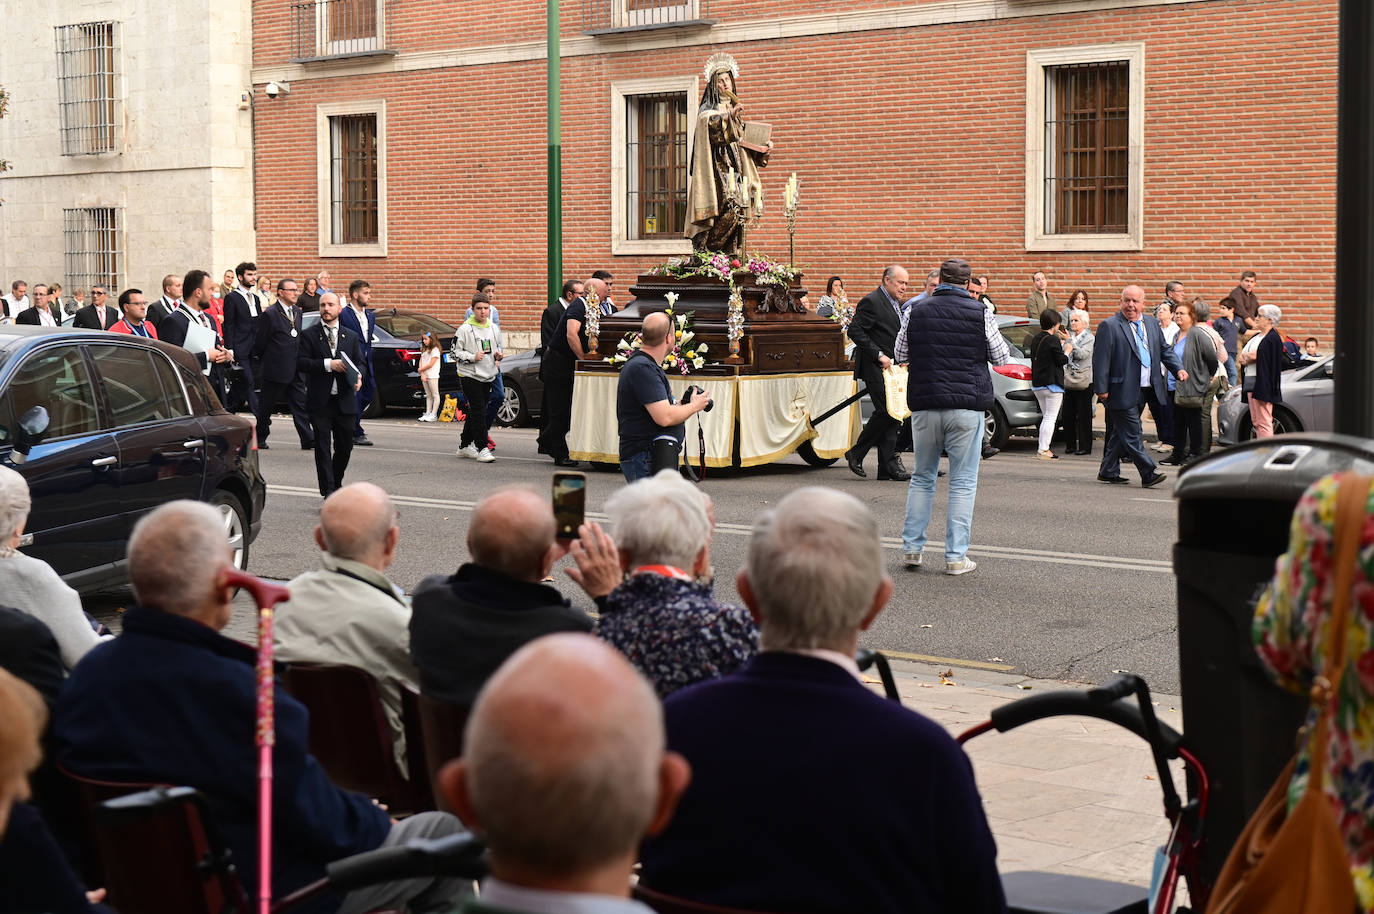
1025, 42, 1145, 253
316, 99, 388, 258
610, 75, 698, 257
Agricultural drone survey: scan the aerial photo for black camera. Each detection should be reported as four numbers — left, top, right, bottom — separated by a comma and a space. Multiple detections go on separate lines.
682, 385, 713, 412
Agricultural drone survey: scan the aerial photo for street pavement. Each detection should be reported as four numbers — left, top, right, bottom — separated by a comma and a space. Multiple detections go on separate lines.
86, 411, 1198, 892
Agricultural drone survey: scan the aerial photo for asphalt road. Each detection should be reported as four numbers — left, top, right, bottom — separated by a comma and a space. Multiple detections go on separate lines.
187, 411, 1183, 693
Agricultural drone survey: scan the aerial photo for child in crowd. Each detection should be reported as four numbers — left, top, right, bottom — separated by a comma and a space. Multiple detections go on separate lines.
418, 331, 442, 421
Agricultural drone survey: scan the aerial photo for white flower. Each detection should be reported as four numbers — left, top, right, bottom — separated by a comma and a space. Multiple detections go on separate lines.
693, 357, 705, 369
677, 313, 688, 327
665, 292, 679, 308
679, 331, 694, 346
617, 337, 632, 351
697, 342, 709, 353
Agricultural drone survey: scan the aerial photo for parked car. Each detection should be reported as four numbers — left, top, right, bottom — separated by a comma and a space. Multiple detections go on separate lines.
1217, 355, 1332, 445
983, 316, 1043, 448
298, 308, 462, 417
496, 347, 543, 426
0, 325, 266, 592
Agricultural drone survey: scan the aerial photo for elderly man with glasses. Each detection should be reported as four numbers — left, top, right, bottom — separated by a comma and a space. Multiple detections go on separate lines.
15, 285, 58, 327
73, 285, 121, 330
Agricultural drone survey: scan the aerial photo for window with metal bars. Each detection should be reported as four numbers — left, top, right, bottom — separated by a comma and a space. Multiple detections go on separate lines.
55, 22, 118, 156
626, 92, 688, 239
293, 0, 384, 59
63, 208, 121, 294
610, 0, 701, 29
330, 114, 379, 245
1044, 61, 1128, 234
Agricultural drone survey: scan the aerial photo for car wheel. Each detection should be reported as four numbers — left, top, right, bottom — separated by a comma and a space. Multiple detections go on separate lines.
362, 393, 383, 419
1271, 405, 1302, 435
796, 440, 839, 468
984, 403, 1010, 450
210, 490, 250, 572
496, 381, 525, 427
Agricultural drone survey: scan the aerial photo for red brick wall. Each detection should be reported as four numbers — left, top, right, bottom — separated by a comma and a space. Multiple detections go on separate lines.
252, 0, 1339, 342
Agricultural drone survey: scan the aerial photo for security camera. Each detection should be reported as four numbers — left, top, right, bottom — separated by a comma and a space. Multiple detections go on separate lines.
264, 81, 290, 99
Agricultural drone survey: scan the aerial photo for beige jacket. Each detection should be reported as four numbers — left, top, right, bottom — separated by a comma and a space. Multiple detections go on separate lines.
275, 553, 420, 771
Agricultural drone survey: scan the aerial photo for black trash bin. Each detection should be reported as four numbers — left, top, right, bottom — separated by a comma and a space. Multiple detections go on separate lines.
1173, 432, 1374, 882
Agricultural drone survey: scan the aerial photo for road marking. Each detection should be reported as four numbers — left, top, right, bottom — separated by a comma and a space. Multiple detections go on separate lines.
1129, 497, 1173, 504
878, 650, 1015, 671
267, 485, 1173, 573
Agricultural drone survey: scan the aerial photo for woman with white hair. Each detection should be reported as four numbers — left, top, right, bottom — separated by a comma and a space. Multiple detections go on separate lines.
594, 470, 758, 698
0, 466, 104, 668
1238, 304, 1285, 438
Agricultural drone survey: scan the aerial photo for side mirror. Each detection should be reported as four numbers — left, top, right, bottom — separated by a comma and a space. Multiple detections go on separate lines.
11, 406, 50, 465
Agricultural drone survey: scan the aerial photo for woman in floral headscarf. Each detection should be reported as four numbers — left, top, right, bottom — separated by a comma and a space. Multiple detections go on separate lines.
1254, 472, 1374, 908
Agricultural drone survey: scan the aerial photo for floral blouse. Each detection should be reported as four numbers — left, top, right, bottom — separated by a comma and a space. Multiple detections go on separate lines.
1254, 472, 1374, 909
595, 572, 759, 699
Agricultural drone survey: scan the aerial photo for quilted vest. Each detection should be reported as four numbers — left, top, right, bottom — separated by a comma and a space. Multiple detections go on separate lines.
905, 290, 995, 412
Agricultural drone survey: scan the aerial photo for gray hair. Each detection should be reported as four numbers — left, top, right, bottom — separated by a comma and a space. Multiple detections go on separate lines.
745, 487, 883, 651
128, 501, 229, 615
0, 466, 31, 542
1258, 304, 1282, 324
1191, 299, 1211, 321
464, 635, 663, 875
1068, 308, 1090, 325
603, 470, 711, 570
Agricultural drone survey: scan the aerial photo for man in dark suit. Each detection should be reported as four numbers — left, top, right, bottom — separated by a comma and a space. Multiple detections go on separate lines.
298, 292, 367, 496
14, 284, 59, 326
71, 284, 120, 329
538, 277, 603, 468
638, 487, 1004, 914
338, 279, 378, 446
161, 270, 233, 404
845, 264, 910, 480
146, 274, 182, 330
253, 278, 313, 451
221, 261, 262, 414
1092, 284, 1186, 488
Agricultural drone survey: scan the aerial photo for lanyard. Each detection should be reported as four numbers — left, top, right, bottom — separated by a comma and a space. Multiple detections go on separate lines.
631, 564, 693, 582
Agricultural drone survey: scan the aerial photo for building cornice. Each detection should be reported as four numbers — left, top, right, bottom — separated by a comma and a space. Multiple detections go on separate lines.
252, 0, 1215, 84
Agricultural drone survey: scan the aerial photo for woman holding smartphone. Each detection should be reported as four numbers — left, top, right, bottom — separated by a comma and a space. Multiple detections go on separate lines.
453, 291, 502, 462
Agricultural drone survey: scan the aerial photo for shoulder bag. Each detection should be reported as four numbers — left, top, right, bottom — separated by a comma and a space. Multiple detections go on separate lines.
883, 365, 911, 421
1206, 472, 1369, 914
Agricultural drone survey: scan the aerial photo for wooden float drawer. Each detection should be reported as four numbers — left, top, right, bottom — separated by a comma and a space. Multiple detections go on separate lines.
751, 336, 845, 372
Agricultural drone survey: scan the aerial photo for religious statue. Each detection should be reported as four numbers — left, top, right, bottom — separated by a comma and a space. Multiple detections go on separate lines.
685, 53, 773, 257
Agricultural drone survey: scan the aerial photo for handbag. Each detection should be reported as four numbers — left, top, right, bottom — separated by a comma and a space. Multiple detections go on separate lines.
883, 365, 911, 421
438, 394, 459, 422
1174, 392, 1204, 408
1206, 472, 1369, 914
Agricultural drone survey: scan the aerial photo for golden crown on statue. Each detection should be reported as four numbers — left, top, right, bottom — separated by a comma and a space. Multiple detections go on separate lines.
703, 52, 739, 83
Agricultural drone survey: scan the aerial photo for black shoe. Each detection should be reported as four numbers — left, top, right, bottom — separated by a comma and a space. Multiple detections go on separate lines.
1097, 474, 1130, 485
877, 464, 911, 482
981, 446, 999, 459
890, 456, 908, 475
553, 456, 580, 468
845, 451, 867, 479
354, 436, 374, 446
1161, 456, 1186, 466
301, 442, 315, 450
258, 442, 269, 450
1142, 471, 1168, 488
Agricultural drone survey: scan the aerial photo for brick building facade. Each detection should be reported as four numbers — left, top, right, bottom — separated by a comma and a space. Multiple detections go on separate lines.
250, 0, 1338, 344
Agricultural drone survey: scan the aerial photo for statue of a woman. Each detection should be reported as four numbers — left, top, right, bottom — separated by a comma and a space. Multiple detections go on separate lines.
685, 54, 772, 256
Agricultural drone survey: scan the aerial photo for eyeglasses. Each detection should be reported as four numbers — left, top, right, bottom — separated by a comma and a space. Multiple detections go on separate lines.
92, 291, 107, 297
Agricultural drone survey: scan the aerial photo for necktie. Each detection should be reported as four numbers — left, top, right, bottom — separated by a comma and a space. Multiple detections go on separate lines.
327, 326, 337, 353
1132, 320, 1150, 368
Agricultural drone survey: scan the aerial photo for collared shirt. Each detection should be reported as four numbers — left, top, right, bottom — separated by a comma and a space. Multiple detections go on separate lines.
479, 879, 656, 914
895, 286, 1011, 366
3, 294, 30, 315
882, 287, 904, 321
322, 321, 341, 393
34, 307, 56, 327
1131, 319, 1152, 388
237, 284, 260, 317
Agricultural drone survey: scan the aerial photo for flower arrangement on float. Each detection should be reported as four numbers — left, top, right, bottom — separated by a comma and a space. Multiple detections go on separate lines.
604, 292, 708, 375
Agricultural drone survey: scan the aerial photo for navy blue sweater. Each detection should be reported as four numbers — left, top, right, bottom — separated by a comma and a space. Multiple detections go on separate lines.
55, 606, 390, 913
640, 652, 1006, 913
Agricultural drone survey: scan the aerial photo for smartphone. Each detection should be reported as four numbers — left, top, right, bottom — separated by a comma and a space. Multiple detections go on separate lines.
552, 471, 587, 541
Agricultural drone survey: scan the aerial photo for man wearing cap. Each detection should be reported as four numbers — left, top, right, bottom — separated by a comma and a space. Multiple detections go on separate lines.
900, 259, 1011, 577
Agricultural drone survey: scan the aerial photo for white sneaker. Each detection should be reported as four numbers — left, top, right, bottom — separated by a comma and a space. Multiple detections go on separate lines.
1151, 442, 1172, 453
903, 552, 922, 569
476, 448, 495, 463
419, 413, 433, 422
458, 443, 479, 459
945, 557, 977, 576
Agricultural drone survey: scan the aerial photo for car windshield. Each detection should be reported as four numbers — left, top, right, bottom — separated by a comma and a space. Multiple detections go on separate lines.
375, 313, 455, 339
998, 323, 1037, 358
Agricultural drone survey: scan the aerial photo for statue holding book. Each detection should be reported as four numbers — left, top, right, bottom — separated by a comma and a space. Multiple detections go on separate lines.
685, 53, 773, 257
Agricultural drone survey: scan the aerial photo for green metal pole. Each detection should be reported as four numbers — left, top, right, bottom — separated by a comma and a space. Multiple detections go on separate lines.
547, 0, 562, 305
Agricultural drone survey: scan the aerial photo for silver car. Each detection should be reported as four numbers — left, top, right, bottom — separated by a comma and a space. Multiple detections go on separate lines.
1217, 356, 1332, 445
985, 316, 1043, 448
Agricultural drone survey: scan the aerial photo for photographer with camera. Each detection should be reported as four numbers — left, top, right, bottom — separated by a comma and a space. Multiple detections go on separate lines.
618, 312, 712, 483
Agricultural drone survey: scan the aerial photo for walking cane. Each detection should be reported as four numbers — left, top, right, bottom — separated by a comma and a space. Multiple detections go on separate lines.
225, 567, 292, 914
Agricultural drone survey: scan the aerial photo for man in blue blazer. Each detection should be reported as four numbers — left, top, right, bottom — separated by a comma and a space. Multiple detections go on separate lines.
338, 279, 378, 446
1092, 284, 1186, 487
638, 487, 1005, 914
299, 292, 367, 496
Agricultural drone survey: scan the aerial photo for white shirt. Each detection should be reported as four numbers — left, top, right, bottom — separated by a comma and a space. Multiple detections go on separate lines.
238, 284, 260, 317
322, 321, 341, 393
4, 294, 30, 315
34, 307, 56, 327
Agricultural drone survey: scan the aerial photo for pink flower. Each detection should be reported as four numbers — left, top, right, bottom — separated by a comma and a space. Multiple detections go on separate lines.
731, 259, 741, 268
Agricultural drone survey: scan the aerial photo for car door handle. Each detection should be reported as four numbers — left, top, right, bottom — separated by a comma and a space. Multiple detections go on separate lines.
91, 456, 117, 468
183, 438, 205, 450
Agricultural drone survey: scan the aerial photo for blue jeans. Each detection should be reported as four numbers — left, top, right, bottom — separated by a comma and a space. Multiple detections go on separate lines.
902, 409, 983, 562
1224, 358, 1238, 386
621, 449, 652, 482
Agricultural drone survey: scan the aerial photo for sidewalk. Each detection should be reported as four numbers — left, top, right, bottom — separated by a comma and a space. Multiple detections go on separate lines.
876, 656, 1186, 889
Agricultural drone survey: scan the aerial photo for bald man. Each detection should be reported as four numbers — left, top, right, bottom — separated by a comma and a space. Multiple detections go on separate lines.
55, 500, 466, 913
275, 483, 419, 771
439, 634, 690, 914
409, 486, 621, 708
615, 311, 711, 483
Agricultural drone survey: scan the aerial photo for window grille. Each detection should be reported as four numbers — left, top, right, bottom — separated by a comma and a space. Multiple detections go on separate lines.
586, 0, 709, 31
1044, 61, 1129, 234
63, 208, 122, 295
330, 115, 378, 245
292, 0, 387, 60
55, 22, 118, 156
626, 93, 688, 239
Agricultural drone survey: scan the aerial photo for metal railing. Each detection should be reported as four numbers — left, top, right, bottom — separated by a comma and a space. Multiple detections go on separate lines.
55, 21, 118, 156
63, 208, 122, 296
291, 0, 391, 61
584, 0, 712, 33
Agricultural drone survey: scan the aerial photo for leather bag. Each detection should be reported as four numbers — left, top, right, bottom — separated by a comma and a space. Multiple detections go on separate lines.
1206, 473, 1369, 914
883, 365, 911, 421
